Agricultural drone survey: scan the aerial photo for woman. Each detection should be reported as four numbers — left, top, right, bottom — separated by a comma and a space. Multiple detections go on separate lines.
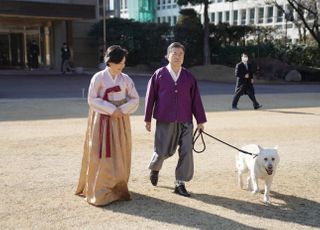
75, 45, 139, 206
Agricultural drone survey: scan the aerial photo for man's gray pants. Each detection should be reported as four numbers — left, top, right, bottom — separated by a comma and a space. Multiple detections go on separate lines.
148, 121, 194, 181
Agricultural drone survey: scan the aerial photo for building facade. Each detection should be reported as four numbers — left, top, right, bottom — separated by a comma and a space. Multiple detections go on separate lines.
0, 0, 98, 69
120, 0, 300, 43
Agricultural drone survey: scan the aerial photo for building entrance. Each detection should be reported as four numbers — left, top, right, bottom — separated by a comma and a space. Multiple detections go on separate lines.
0, 27, 43, 69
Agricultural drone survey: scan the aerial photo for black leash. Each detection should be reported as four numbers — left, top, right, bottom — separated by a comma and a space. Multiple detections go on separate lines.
192, 129, 258, 157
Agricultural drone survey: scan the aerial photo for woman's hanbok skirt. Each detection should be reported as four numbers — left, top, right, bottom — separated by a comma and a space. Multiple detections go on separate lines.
75, 107, 132, 206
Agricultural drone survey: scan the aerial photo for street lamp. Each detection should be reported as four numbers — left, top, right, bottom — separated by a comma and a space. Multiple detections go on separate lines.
256, 26, 260, 58
256, 26, 261, 78
103, 0, 107, 51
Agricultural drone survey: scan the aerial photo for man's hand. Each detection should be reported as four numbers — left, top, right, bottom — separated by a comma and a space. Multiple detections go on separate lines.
111, 108, 123, 118
197, 123, 204, 131
245, 73, 249, 78
145, 122, 151, 132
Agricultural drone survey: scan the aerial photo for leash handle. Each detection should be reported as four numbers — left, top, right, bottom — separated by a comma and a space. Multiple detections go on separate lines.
192, 128, 206, 153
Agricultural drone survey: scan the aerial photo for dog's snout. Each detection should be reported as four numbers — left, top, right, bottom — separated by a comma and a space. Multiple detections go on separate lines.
267, 164, 273, 169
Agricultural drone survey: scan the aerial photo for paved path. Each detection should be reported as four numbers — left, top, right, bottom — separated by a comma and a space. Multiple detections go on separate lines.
1, 71, 319, 122
1, 73, 320, 99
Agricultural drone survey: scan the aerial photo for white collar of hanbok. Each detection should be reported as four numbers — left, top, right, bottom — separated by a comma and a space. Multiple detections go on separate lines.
166, 64, 181, 82
105, 67, 121, 82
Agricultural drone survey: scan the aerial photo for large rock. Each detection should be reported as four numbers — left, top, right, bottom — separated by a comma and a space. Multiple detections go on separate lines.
285, 70, 302, 82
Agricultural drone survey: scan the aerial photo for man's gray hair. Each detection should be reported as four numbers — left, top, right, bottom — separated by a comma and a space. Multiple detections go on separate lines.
167, 42, 185, 55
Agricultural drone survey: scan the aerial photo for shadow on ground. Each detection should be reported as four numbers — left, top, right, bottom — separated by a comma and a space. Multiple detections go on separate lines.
102, 192, 261, 229
191, 191, 320, 228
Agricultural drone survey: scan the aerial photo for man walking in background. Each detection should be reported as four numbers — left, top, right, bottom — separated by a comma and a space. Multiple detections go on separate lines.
232, 53, 262, 110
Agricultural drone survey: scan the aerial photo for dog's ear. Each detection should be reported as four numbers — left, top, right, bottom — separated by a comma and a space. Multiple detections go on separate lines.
274, 145, 279, 150
258, 145, 263, 152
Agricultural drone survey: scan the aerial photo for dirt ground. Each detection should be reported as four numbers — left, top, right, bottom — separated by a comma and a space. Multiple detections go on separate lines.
0, 93, 320, 229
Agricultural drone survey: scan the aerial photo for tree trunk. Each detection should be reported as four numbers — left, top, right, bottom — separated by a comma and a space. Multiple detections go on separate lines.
203, 0, 211, 65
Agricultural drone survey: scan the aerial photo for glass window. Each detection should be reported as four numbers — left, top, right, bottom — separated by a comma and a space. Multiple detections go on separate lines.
249, 8, 255, 24
233, 10, 238, 25
211, 12, 215, 23
267, 6, 273, 23
241, 9, 246, 25
226, 11, 230, 23
218, 12, 223, 23
258, 7, 264, 24
277, 7, 283, 22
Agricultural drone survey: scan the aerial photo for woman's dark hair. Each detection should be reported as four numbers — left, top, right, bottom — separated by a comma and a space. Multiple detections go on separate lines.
241, 53, 248, 57
104, 45, 128, 66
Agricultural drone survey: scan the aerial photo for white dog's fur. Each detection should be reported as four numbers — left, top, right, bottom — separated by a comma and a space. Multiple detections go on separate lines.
236, 144, 280, 203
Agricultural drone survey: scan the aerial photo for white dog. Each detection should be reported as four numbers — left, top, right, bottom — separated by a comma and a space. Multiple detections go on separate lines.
236, 144, 280, 203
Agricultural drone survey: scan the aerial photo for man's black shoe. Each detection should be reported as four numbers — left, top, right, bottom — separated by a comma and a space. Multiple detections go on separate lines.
149, 170, 159, 186
254, 104, 262, 110
174, 184, 191, 197
232, 106, 238, 110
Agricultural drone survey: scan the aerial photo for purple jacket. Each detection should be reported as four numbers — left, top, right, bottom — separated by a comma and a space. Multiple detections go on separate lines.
144, 67, 207, 124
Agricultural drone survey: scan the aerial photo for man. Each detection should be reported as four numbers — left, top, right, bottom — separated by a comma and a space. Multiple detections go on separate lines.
144, 42, 207, 197
28, 40, 39, 70
61, 43, 71, 74
232, 53, 262, 110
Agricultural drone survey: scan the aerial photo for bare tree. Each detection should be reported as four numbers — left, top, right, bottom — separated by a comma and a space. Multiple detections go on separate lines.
266, 0, 320, 47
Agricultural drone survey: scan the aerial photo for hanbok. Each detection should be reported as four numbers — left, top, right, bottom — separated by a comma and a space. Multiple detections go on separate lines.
75, 68, 139, 206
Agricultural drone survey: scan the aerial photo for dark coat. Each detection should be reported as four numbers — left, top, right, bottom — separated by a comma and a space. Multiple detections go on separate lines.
61, 47, 71, 60
234, 62, 255, 95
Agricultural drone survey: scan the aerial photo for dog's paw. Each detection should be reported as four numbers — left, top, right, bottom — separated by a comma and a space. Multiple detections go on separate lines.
264, 196, 271, 204
252, 189, 259, 194
263, 195, 271, 201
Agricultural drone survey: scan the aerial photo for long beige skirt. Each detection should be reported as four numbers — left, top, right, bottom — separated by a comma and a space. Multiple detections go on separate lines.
75, 109, 132, 206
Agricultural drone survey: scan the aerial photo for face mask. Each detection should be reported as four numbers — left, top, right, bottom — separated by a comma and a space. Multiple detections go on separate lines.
242, 57, 248, 63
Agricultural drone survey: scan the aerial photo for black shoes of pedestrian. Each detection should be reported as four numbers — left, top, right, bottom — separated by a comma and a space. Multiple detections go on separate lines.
149, 170, 159, 186
174, 184, 191, 197
254, 104, 262, 110
232, 106, 238, 110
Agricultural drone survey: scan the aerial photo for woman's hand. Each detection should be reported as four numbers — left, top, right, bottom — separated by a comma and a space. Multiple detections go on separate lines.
111, 108, 123, 118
